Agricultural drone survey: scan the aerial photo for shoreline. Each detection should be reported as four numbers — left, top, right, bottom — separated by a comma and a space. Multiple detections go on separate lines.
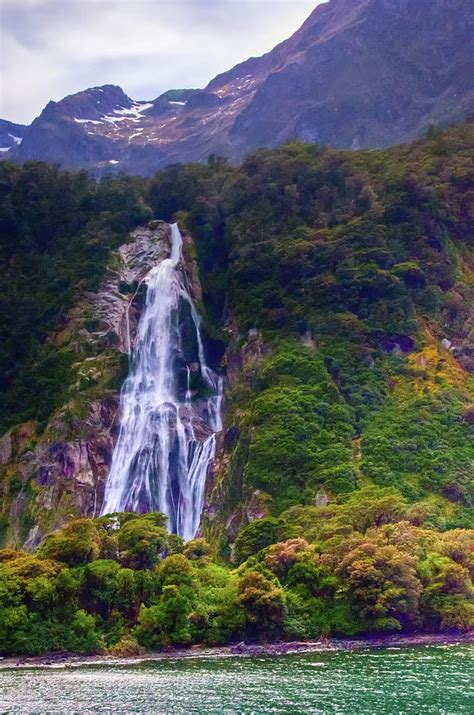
1, 630, 472, 670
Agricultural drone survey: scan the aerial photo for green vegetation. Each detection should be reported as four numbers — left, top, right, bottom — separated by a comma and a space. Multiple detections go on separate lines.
0, 162, 151, 434
0, 122, 473, 651
140, 123, 474, 531
0, 498, 471, 656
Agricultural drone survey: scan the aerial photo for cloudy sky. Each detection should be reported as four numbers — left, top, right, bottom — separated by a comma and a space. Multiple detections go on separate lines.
1, 0, 323, 125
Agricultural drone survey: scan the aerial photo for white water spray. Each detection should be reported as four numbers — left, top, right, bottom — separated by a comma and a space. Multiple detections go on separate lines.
101, 224, 222, 540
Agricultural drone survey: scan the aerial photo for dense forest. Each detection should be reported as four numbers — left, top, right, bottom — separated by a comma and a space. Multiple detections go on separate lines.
1, 507, 472, 656
0, 121, 473, 655
0, 164, 151, 433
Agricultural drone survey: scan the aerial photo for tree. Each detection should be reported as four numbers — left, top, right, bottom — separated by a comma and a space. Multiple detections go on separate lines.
334, 539, 422, 631
183, 538, 212, 561
264, 539, 313, 581
37, 519, 102, 566
83, 560, 121, 619
237, 570, 286, 639
342, 487, 409, 533
135, 586, 193, 649
66, 609, 104, 653
418, 552, 474, 630
233, 518, 287, 565
117, 514, 168, 570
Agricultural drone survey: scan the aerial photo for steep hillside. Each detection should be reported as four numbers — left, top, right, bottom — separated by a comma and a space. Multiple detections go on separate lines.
224, 0, 474, 153
4, 0, 474, 174
0, 122, 473, 653
146, 121, 474, 544
1, 121, 473, 541
205, 127, 474, 546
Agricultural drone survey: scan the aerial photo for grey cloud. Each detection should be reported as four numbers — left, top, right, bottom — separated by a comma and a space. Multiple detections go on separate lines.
0, 0, 320, 124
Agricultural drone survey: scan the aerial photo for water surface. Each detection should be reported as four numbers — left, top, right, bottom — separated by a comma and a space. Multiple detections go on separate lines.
1, 644, 472, 714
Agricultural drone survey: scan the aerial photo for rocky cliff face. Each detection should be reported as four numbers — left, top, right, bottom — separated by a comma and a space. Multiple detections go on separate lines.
0, 221, 189, 549
0, 119, 27, 155
202, 326, 271, 547
227, 0, 474, 153
92, 222, 172, 353
3, 0, 473, 175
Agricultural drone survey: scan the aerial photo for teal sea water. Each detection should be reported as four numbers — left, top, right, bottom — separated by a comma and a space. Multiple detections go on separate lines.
1, 644, 473, 714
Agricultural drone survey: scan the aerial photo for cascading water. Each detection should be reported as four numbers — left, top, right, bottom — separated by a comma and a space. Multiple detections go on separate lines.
100, 223, 222, 540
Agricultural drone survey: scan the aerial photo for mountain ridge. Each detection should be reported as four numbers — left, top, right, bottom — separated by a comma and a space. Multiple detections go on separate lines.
2, 0, 474, 175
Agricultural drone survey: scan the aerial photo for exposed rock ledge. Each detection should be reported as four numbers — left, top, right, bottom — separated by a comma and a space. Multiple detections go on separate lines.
0, 220, 181, 550
92, 221, 171, 353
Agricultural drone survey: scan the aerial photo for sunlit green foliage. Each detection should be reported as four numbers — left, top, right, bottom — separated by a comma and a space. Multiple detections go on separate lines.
0, 504, 471, 656
207, 121, 474, 525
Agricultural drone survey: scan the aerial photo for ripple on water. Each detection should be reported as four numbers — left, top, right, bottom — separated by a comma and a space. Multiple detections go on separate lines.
0, 644, 473, 715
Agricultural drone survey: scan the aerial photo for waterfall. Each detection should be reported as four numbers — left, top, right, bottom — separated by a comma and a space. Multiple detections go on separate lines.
100, 223, 222, 541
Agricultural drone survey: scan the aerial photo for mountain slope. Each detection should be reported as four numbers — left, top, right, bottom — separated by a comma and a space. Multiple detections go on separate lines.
225, 0, 474, 152
13, 85, 164, 171
0, 123, 473, 654
0, 120, 473, 550
4, 0, 474, 175
0, 120, 27, 155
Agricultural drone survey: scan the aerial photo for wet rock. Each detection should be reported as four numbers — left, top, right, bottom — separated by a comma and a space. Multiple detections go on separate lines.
454, 345, 474, 373
0, 431, 12, 465
206, 337, 226, 369
230, 643, 268, 656
224, 426, 240, 449
231, 642, 247, 654
380, 334, 415, 354
300, 330, 314, 347
463, 405, 474, 425
23, 525, 42, 552
92, 222, 171, 353
315, 490, 329, 507
12, 422, 36, 455
5, 395, 119, 549
37, 466, 50, 486
246, 490, 271, 522
225, 509, 246, 541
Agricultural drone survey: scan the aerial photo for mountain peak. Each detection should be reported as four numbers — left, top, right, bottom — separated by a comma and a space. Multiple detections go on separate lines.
3, 0, 473, 174
39, 85, 133, 121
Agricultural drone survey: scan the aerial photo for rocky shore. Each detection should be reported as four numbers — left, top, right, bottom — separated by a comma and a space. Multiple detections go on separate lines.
2, 631, 472, 669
